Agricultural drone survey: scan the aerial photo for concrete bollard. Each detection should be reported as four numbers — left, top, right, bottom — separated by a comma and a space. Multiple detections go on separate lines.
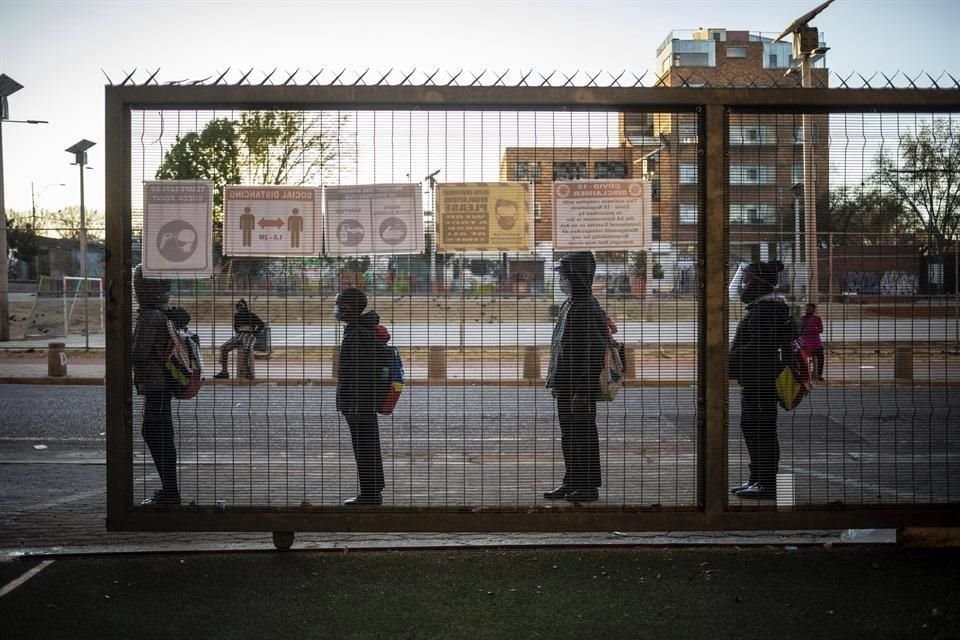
623, 346, 636, 380
48, 342, 67, 377
894, 346, 913, 381
428, 346, 446, 380
522, 346, 540, 380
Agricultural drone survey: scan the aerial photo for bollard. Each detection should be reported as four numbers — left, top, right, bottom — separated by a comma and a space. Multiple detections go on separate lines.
894, 345, 913, 381
428, 346, 446, 380
623, 346, 636, 380
237, 348, 256, 380
332, 346, 340, 378
522, 346, 540, 380
48, 342, 67, 377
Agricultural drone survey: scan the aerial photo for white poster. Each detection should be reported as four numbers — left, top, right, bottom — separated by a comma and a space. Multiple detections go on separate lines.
224, 186, 318, 257
325, 183, 423, 256
552, 179, 651, 251
142, 180, 214, 277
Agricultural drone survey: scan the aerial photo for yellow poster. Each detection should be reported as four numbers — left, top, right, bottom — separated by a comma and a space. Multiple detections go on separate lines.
436, 182, 532, 252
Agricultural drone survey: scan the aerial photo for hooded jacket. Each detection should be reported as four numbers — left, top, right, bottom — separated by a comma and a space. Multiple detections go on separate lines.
233, 302, 265, 334
729, 292, 793, 388
132, 265, 174, 396
546, 253, 607, 396
336, 310, 382, 414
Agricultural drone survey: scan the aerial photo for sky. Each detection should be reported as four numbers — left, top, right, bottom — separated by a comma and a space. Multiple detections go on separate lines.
1, 0, 958, 216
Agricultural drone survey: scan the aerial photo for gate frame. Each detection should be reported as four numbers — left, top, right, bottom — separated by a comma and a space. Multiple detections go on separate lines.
105, 84, 960, 532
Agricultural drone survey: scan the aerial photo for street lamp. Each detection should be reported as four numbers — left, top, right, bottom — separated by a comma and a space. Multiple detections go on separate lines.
66, 139, 96, 350
775, 0, 834, 305
1, 73, 49, 342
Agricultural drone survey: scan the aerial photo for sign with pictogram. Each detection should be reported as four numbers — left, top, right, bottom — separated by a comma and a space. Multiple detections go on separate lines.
552, 179, 651, 251
224, 186, 318, 257
436, 182, 532, 252
325, 184, 424, 256
142, 180, 214, 277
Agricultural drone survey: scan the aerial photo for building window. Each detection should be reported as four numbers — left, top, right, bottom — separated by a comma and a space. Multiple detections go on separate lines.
679, 164, 698, 185
678, 121, 698, 143
534, 202, 542, 222
769, 54, 778, 67
552, 161, 587, 181
652, 216, 662, 241
679, 204, 698, 225
730, 165, 774, 185
594, 161, 627, 179
515, 161, 541, 181
792, 163, 803, 184
726, 46, 747, 58
651, 179, 661, 202
729, 124, 775, 145
730, 203, 776, 225
673, 52, 711, 67
713, 32, 721, 41
793, 124, 820, 144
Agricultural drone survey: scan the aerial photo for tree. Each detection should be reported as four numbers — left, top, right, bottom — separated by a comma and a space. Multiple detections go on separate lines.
42, 206, 106, 241
823, 186, 913, 245
155, 118, 242, 215
874, 119, 960, 268
6, 212, 40, 277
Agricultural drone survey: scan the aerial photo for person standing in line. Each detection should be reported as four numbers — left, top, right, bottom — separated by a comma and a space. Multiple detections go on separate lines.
335, 287, 385, 506
800, 303, 825, 381
544, 251, 608, 503
132, 264, 181, 506
728, 261, 794, 500
213, 299, 265, 380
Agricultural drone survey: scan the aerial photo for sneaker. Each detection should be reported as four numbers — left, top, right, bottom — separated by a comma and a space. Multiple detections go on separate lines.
565, 488, 599, 503
213, 371, 229, 379
141, 490, 181, 506
730, 480, 755, 495
343, 494, 382, 506
543, 485, 572, 500
734, 483, 776, 500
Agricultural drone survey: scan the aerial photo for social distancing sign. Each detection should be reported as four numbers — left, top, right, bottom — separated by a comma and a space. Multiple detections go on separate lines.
142, 180, 214, 277
224, 186, 318, 257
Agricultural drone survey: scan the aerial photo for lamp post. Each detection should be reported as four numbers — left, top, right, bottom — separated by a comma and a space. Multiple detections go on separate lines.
66, 139, 96, 350
1, 73, 49, 342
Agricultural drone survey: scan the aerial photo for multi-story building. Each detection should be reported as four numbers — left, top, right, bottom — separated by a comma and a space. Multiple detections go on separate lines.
501, 27, 830, 294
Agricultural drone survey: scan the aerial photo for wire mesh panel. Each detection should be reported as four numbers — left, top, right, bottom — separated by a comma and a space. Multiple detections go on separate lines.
127, 107, 701, 511
727, 111, 960, 508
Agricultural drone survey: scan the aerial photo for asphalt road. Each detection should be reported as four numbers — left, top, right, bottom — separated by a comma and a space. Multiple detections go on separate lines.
2, 384, 957, 512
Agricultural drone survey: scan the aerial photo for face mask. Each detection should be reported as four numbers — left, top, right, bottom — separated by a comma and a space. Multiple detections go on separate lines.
559, 275, 572, 295
728, 263, 748, 302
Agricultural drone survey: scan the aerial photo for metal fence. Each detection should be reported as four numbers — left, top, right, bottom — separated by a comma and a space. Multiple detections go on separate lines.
105, 79, 960, 537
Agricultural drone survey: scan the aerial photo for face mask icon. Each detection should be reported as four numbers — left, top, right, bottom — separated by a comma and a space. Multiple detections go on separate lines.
157, 220, 199, 262
495, 199, 518, 230
177, 228, 197, 254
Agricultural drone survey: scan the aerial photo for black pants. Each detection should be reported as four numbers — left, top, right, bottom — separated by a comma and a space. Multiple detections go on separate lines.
344, 413, 384, 496
556, 394, 601, 490
142, 391, 179, 498
810, 346, 825, 378
740, 383, 780, 486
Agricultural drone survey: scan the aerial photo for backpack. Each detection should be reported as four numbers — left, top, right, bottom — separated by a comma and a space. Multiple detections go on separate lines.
776, 338, 810, 411
373, 329, 405, 415
598, 317, 626, 402
163, 318, 203, 400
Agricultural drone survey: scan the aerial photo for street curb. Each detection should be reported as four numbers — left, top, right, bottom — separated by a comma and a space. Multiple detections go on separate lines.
0, 376, 104, 386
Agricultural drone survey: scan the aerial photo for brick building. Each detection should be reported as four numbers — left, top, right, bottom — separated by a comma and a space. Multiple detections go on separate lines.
501, 27, 830, 294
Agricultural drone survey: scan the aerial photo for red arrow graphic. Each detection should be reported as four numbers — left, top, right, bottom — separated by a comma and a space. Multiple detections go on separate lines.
258, 217, 284, 229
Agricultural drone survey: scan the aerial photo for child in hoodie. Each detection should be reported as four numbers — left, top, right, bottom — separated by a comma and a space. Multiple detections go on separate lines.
334, 288, 385, 506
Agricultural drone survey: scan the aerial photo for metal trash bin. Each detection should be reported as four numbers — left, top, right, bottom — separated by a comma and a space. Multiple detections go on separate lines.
254, 325, 272, 358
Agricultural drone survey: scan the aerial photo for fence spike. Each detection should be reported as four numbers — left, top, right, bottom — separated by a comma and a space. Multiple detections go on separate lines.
516, 69, 532, 87
190, 75, 212, 86
100, 68, 114, 85
947, 72, 960, 89
352, 68, 370, 85
538, 70, 556, 87
283, 68, 300, 85
562, 70, 579, 87
236, 68, 254, 85
121, 68, 138, 86
586, 70, 602, 87
422, 69, 440, 86
306, 68, 324, 85
400, 68, 417, 85
445, 69, 463, 86
330, 68, 347, 85
469, 70, 487, 86
925, 72, 941, 90
630, 71, 647, 87
376, 68, 394, 86
607, 70, 626, 87
213, 67, 230, 85
260, 67, 278, 85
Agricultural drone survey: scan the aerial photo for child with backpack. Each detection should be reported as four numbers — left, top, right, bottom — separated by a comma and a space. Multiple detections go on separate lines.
334, 288, 397, 506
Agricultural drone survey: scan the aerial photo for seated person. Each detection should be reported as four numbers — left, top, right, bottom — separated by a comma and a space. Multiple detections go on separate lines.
213, 299, 265, 379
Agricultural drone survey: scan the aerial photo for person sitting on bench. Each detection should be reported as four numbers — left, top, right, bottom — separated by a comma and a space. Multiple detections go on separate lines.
213, 299, 265, 379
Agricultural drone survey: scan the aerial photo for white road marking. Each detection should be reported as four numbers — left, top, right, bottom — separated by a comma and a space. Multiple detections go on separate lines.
0, 560, 54, 598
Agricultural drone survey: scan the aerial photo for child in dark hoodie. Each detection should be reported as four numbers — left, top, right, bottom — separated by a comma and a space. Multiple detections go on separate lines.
334, 288, 386, 506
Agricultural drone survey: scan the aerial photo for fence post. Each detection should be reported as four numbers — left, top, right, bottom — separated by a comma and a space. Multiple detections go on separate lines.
428, 346, 446, 379
48, 342, 67, 377
522, 346, 540, 380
